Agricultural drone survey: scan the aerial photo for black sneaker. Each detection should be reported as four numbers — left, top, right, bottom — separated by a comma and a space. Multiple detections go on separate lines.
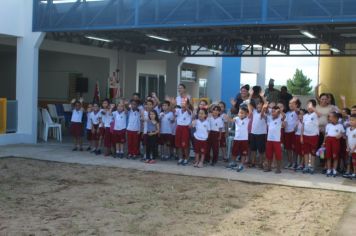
79, 147, 83, 151
72, 147, 78, 151
95, 150, 101, 155
86, 146, 91, 151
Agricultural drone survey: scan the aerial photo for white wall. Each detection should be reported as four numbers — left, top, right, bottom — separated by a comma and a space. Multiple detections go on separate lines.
183, 57, 217, 67
241, 57, 266, 87
0, 0, 25, 37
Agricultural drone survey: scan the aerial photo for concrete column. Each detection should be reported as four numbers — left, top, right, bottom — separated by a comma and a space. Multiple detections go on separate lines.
16, 33, 45, 143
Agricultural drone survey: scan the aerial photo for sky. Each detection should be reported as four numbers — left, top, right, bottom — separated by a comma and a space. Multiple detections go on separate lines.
240, 56, 320, 88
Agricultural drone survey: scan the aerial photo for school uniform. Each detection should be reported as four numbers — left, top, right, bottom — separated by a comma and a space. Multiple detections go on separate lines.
346, 127, 356, 168
70, 109, 83, 138
249, 109, 267, 153
142, 110, 149, 145
232, 117, 250, 157
159, 111, 174, 146
302, 112, 319, 155
194, 119, 210, 155
175, 108, 192, 149
207, 116, 224, 163
325, 123, 345, 160
284, 111, 298, 151
85, 112, 92, 141
266, 116, 283, 161
89, 111, 101, 140
126, 109, 141, 156
294, 121, 304, 156
99, 109, 106, 138
112, 111, 127, 144
101, 110, 113, 148
220, 113, 228, 148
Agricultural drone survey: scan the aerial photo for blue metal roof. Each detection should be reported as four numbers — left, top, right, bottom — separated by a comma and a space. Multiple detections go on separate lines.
33, 0, 356, 32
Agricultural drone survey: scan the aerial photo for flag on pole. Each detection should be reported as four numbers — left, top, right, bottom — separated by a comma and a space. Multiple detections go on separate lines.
93, 80, 100, 103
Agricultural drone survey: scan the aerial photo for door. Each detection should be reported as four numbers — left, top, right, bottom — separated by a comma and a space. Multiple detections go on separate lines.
138, 74, 166, 101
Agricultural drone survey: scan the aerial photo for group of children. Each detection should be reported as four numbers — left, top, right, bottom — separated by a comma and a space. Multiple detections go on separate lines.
68, 87, 356, 178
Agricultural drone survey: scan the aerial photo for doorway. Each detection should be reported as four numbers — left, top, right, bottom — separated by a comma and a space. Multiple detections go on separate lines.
138, 74, 166, 101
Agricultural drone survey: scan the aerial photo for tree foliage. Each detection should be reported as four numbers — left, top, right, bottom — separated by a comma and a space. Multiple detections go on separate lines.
287, 69, 313, 95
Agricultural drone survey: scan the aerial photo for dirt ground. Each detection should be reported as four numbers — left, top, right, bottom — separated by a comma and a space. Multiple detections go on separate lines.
0, 157, 353, 236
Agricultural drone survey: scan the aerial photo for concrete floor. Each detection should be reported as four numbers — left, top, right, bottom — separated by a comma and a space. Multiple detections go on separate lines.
1, 142, 356, 193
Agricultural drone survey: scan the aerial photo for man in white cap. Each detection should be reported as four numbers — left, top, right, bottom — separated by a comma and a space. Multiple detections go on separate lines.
264, 78, 280, 103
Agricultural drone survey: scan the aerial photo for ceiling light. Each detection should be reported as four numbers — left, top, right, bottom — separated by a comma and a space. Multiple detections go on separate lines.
156, 49, 174, 54
209, 49, 223, 54
330, 47, 340, 53
254, 44, 263, 48
40, 0, 104, 4
85, 35, 113, 43
146, 34, 172, 42
300, 30, 317, 39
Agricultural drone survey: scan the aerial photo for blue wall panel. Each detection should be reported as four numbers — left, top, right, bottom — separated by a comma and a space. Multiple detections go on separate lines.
33, 0, 356, 32
221, 57, 241, 109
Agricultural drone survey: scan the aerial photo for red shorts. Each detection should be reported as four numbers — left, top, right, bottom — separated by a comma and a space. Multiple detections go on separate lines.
266, 141, 282, 161
232, 140, 249, 157
104, 127, 112, 148
303, 135, 319, 155
99, 127, 105, 137
284, 132, 295, 150
113, 129, 126, 144
175, 125, 190, 148
70, 122, 83, 138
86, 129, 92, 141
294, 135, 304, 156
159, 133, 173, 146
220, 132, 227, 147
325, 137, 340, 160
352, 153, 356, 167
280, 128, 285, 144
194, 139, 208, 155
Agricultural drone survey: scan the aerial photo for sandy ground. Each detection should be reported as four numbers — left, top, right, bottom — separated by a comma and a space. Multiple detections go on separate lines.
0, 157, 353, 236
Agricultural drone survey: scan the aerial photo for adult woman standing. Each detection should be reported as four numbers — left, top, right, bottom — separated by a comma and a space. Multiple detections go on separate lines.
231, 84, 250, 115
176, 84, 191, 107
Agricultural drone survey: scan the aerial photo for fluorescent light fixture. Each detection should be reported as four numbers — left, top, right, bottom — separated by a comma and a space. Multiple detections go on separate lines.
209, 49, 223, 54
85, 35, 113, 43
156, 49, 174, 54
40, 0, 104, 4
146, 34, 172, 42
300, 30, 317, 39
330, 47, 340, 53
254, 44, 263, 48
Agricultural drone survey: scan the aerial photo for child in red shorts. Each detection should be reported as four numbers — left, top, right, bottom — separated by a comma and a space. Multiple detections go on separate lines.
85, 104, 93, 151
294, 109, 306, 170
101, 100, 114, 156
207, 105, 224, 166
265, 105, 286, 174
226, 106, 249, 172
323, 112, 345, 177
159, 101, 175, 160
192, 109, 210, 168
284, 98, 300, 169
112, 102, 127, 158
174, 99, 192, 166
302, 99, 319, 174
346, 114, 356, 179
70, 100, 84, 151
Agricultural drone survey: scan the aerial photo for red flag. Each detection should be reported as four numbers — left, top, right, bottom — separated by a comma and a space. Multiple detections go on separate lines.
93, 81, 100, 103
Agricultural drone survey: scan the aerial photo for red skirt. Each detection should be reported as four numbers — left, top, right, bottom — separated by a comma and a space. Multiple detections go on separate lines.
113, 129, 126, 144
284, 132, 295, 150
325, 137, 340, 160
104, 127, 112, 148
175, 125, 190, 148
159, 133, 173, 145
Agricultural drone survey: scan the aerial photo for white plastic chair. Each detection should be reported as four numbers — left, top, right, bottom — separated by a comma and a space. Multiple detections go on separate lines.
47, 104, 65, 125
226, 135, 235, 160
62, 104, 72, 112
37, 108, 44, 141
41, 108, 62, 142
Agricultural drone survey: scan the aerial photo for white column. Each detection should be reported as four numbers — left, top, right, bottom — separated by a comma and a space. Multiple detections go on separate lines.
16, 33, 45, 143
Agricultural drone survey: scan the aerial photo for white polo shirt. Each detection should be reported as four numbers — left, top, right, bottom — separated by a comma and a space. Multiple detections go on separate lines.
127, 109, 141, 131
175, 108, 192, 126
194, 119, 210, 141
86, 112, 92, 129
267, 116, 283, 142
90, 111, 101, 125
176, 95, 191, 107
113, 111, 127, 131
233, 117, 249, 141
303, 112, 319, 136
143, 110, 149, 134
325, 123, 345, 138
251, 109, 267, 135
101, 110, 113, 128
160, 111, 174, 134
71, 109, 83, 123
285, 111, 298, 133
346, 127, 356, 153
208, 116, 224, 132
